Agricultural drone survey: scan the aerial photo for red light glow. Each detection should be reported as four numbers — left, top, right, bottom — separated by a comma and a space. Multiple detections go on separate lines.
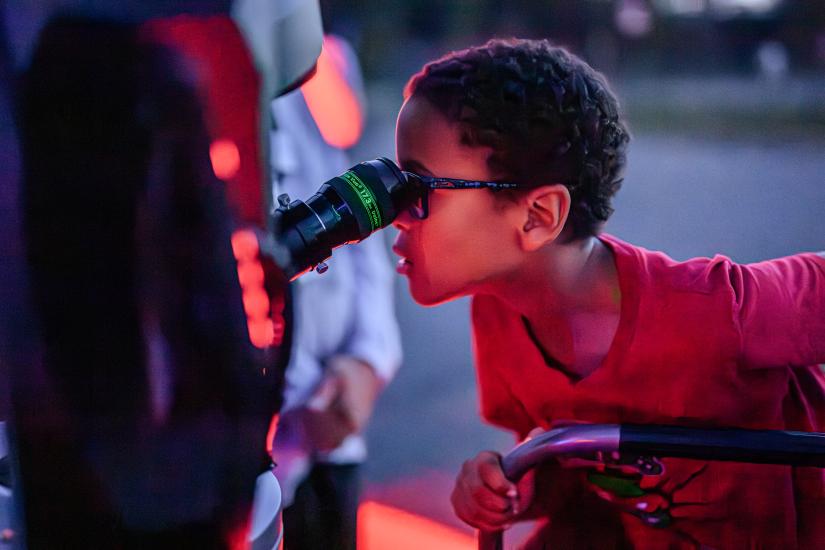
271, 316, 285, 346
210, 138, 241, 180
140, 16, 265, 225
237, 261, 265, 288
357, 502, 475, 550
265, 413, 279, 455
242, 288, 270, 319
231, 230, 259, 262
226, 516, 252, 550
301, 36, 364, 149
231, 229, 277, 349
247, 319, 275, 348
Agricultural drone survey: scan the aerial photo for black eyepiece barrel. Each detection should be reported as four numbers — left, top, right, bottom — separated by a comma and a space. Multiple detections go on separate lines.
273, 157, 419, 279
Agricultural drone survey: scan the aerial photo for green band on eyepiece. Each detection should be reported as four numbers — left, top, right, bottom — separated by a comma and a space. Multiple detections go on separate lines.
341, 170, 382, 231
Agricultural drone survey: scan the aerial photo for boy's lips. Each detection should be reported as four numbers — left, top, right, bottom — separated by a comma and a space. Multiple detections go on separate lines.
391, 244, 413, 274
395, 258, 412, 275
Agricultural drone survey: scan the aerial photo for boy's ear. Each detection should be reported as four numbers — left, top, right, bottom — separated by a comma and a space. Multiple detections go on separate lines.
518, 184, 571, 251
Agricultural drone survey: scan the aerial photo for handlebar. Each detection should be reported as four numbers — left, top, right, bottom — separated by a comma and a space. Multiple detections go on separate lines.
479, 424, 825, 550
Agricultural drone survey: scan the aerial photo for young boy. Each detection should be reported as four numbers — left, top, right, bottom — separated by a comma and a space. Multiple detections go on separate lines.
391, 38, 825, 549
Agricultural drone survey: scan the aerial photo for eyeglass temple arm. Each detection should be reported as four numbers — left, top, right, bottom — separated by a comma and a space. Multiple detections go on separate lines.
401, 172, 519, 189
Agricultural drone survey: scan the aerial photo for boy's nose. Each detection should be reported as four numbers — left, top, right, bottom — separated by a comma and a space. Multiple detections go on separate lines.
392, 208, 415, 231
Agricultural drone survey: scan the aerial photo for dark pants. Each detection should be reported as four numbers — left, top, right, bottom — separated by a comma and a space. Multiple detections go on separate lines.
283, 463, 360, 550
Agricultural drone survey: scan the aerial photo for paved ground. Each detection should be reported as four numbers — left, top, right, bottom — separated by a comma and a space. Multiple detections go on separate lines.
353, 78, 825, 537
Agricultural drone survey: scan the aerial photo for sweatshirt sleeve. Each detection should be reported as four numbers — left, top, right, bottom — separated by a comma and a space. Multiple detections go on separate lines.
731, 252, 825, 369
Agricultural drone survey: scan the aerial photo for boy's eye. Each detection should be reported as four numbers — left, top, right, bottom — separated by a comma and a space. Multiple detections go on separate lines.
408, 188, 429, 220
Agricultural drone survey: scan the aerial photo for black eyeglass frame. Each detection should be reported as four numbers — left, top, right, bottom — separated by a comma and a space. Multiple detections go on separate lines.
402, 171, 522, 220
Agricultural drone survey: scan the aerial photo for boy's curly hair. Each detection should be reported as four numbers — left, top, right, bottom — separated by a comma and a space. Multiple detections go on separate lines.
404, 38, 630, 238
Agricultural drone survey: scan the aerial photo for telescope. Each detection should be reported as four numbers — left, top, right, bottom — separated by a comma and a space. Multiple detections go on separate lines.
1, 1, 327, 547
270, 157, 420, 280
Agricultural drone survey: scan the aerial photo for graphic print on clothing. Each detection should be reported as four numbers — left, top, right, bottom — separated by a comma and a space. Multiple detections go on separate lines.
577, 452, 710, 542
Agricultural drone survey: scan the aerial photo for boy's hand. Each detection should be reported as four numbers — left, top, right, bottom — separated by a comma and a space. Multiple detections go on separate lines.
450, 450, 535, 532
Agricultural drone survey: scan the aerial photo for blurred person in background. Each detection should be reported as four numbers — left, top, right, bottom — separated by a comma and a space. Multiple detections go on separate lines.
391, 38, 825, 549
269, 34, 402, 550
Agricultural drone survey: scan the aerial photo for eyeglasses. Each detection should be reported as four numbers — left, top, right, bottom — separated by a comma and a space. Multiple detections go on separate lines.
402, 172, 522, 220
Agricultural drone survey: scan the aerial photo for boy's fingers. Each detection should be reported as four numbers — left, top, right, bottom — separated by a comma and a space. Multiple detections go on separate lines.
527, 427, 545, 439
452, 487, 514, 530
466, 481, 511, 513
476, 452, 515, 496
452, 450, 523, 531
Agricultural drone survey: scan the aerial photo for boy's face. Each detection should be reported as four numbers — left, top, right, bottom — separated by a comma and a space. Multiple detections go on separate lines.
392, 95, 525, 306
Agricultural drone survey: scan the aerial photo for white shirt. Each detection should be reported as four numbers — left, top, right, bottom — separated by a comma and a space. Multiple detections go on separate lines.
269, 86, 401, 506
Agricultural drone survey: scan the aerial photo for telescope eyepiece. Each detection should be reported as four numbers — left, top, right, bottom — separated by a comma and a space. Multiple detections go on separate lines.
273, 157, 420, 279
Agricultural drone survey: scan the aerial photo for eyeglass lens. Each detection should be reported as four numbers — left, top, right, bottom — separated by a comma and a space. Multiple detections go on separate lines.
409, 186, 428, 219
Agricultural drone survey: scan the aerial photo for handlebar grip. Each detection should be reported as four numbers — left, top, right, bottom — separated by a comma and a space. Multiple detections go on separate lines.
620, 425, 825, 467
